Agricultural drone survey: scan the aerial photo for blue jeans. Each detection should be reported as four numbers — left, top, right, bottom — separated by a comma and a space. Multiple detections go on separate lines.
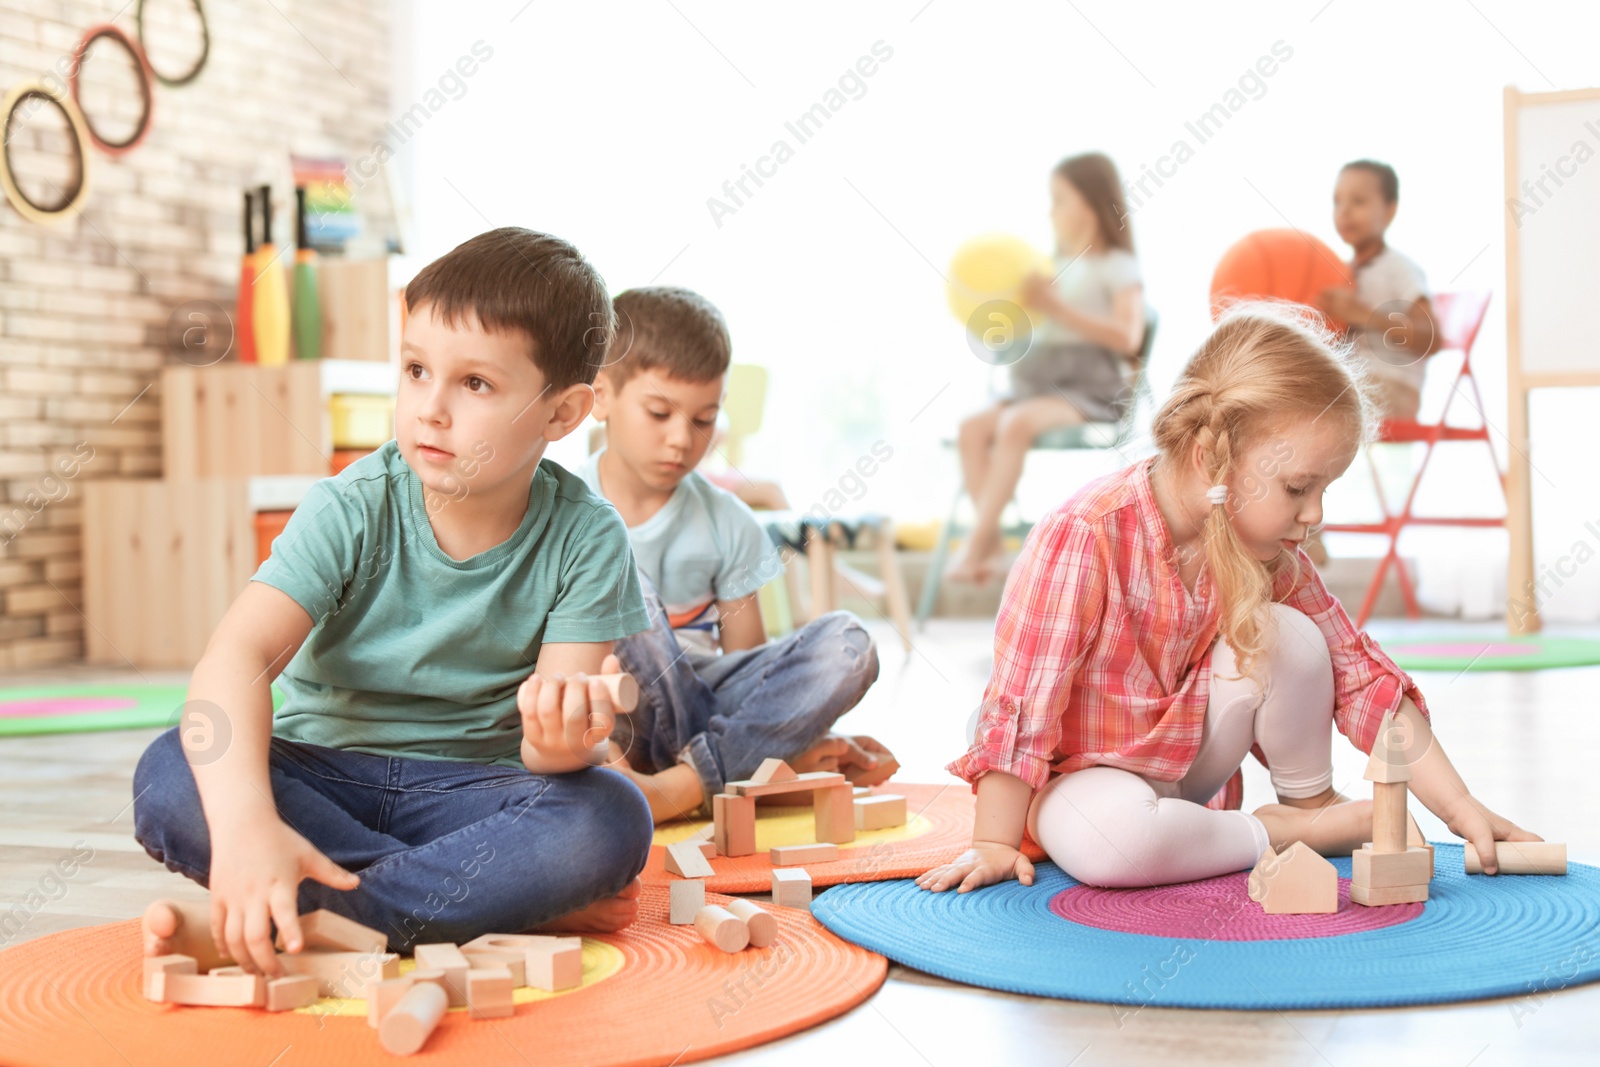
132, 728, 653, 953
612, 573, 880, 814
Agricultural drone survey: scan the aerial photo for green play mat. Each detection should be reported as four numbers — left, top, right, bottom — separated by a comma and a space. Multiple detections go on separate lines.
1383, 636, 1600, 672
0, 683, 283, 737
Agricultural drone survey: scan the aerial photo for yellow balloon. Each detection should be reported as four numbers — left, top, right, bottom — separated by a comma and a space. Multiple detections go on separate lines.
946, 234, 1052, 339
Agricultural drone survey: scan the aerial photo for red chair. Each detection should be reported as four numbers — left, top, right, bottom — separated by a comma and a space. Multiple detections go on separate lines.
1321, 290, 1503, 626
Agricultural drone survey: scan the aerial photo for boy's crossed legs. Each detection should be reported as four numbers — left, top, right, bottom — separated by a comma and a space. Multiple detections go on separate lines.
607, 573, 890, 823
133, 728, 653, 962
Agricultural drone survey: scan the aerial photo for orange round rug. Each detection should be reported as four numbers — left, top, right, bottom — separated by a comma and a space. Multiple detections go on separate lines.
0, 884, 886, 1067
646, 782, 1047, 893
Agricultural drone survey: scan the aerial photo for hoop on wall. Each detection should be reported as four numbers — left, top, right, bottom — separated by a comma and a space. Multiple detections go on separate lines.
135, 0, 209, 88
0, 81, 93, 226
69, 24, 155, 155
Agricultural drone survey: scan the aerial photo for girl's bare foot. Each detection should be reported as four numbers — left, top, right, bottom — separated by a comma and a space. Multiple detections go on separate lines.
531, 877, 642, 934
945, 543, 1002, 585
142, 898, 230, 969
1254, 798, 1374, 856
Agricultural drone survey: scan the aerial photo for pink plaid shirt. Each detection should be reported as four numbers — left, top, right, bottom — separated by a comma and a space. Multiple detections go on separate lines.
948, 455, 1430, 810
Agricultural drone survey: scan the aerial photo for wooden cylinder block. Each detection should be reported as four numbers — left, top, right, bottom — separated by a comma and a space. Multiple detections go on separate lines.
1372, 782, 1408, 853
379, 981, 449, 1056
694, 904, 750, 953
724, 898, 778, 948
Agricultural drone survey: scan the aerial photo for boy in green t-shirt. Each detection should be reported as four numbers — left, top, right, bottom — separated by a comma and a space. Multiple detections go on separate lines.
133, 228, 655, 978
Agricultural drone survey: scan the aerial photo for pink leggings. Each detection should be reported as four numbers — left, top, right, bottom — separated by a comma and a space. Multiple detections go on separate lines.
1025, 604, 1335, 888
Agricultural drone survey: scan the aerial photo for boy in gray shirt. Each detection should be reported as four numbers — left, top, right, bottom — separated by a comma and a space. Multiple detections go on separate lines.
580, 287, 899, 822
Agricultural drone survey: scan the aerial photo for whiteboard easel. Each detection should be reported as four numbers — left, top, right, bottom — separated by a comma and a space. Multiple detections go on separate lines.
1503, 86, 1600, 634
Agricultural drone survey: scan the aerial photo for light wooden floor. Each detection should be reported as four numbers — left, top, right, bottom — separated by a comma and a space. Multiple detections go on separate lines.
3, 620, 1598, 1066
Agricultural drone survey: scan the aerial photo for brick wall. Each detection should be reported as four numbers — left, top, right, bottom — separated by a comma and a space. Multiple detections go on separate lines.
0, 0, 395, 669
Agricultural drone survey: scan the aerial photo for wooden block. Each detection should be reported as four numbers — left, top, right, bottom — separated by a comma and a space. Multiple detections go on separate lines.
1349, 881, 1429, 906
462, 948, 526, 987
365, 975, 415, 1028
409, 968, 447, 990
665, 840, 716, 879
462, 933, 563, 952
854, 794, 907, 830
150, 970, 266, 1007
265, 974, 320, 1011
713, 792, 757, 857
277, 909, 386, 954
1464, 840, 1568, 875
412, 943, 470, 1006
670, 879, 706, 924
1372, 781, 1409, 853
726, 771, 847, 798
696, 841, 717, 859
467, 965, 515, 1019
853, 786, 873, 798
1352, 844, 1434, 888
770, 843, 839, 866
1363, 711, 1414, 784
771, 868, 813, 910
524, 937, 583, 992
813, 783, 857, 844
749, 758, 797, 785
695, 904, 750, 953
1405, 812, 1434, 877
278, 949, 400, 999
142, 954, 197, 1001
1246, 842, 1337, 915
379, 981, 449, 1056
724, 898, 778, 948
462, 932, 580, 988
595, 671, 639, 712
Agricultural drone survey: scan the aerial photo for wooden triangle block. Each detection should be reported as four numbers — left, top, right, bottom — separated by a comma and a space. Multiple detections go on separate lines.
748, 758, 797, 785
664, 840, 715, 878
1363, 711, 1413, 784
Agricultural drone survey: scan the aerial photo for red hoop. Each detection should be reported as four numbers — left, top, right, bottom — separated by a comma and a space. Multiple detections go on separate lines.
68, 24, 154, 156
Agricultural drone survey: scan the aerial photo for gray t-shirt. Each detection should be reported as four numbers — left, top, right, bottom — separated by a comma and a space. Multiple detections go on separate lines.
577, 448, 782, 655
1033, 248, 1143, 347
1351, 246, 1430, 393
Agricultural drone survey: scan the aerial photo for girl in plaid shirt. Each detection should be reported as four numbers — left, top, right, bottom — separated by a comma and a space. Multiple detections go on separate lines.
919, 306, 1542, 893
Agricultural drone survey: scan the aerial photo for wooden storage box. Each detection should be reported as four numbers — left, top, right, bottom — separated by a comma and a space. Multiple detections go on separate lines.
83, 477, 318, 668
162, 360, 395, 479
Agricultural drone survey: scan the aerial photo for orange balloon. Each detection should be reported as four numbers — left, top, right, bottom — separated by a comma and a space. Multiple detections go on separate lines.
1208, 228, 1353, 330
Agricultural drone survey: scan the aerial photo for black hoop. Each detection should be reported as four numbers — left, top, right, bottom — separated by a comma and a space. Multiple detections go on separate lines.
136, 0, 210, 88
0, 83, 91, 224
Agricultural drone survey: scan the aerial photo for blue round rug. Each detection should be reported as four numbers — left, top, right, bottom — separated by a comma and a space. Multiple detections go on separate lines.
812, 844, 1600, 1009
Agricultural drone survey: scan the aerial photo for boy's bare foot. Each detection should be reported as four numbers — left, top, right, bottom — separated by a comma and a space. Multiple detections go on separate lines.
142, 897, 231, 970
531, 877, 642, 934
1253, 798, 1374, 856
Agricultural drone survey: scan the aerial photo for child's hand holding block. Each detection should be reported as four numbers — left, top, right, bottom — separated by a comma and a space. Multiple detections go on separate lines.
518, 657, 638, 774
1464, 840, 1566, 875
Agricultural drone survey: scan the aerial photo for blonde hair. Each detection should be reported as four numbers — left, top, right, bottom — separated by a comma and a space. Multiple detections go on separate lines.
1150, 304, 1377, 679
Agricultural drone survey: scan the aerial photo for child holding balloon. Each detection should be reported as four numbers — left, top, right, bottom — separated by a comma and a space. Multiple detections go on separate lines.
920, 306, 1540, 894
947, 152, 1147, 585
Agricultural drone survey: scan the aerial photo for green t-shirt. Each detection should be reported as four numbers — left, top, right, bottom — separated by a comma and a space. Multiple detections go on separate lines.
251, 441, 649, 767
